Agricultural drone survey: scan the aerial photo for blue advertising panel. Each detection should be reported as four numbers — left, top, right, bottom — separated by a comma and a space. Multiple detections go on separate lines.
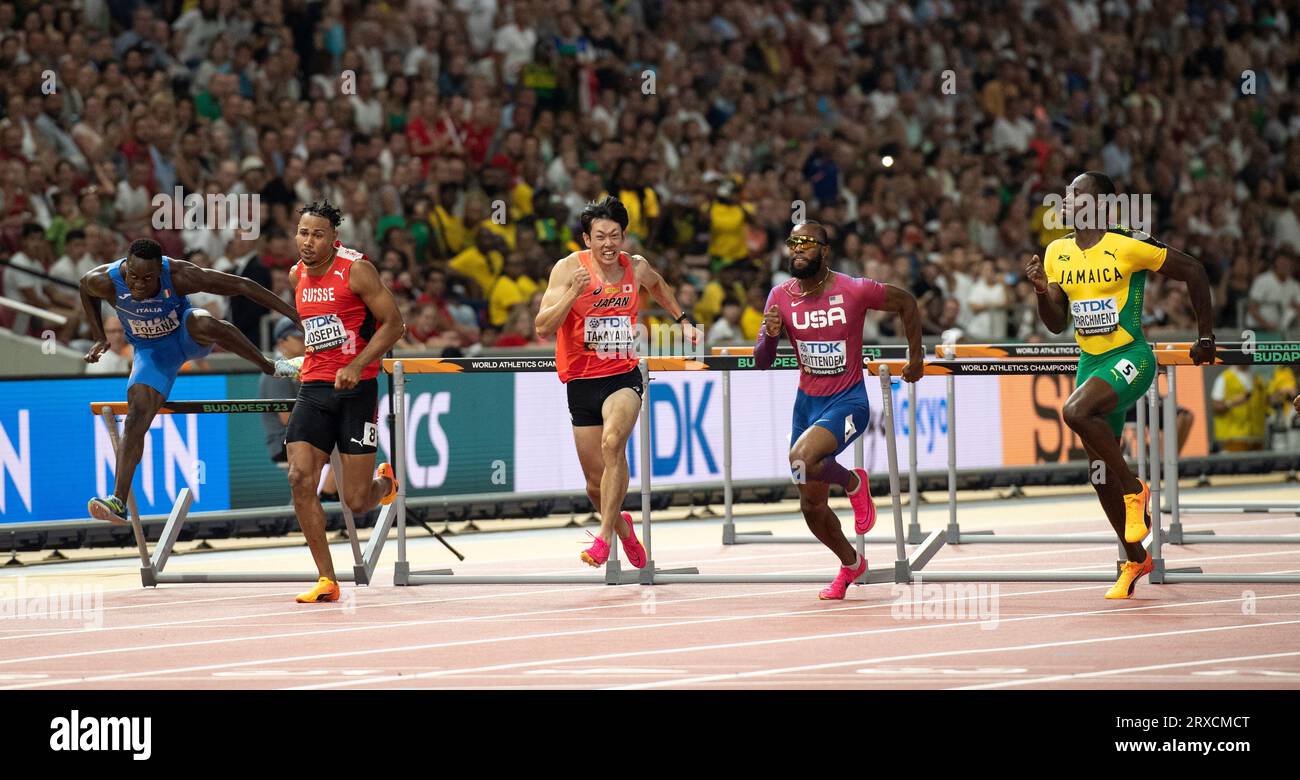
0, 376, 231, 524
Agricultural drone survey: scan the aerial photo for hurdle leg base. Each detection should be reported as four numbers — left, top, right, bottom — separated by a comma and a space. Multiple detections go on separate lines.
394, 561, 410, 586
140, 566, 157, 587
352, 564, 369, 586
722, 524, 736, 545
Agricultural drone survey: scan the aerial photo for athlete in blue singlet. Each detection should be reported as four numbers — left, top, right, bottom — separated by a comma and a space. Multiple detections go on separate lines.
79, 238, 302, 524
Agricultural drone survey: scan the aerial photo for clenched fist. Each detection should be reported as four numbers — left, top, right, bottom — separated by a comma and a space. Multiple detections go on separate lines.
763, 305, 781, 337
1024, 254, 1049, 294
570, 265, 592, 295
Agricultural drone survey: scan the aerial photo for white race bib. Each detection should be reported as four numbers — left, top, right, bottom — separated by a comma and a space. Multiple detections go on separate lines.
126, 311, 180, 339
1070, 297, 1119, 335
1113, 357, 1138, 385
797, 339, 848, 374
303, 313, 348, 352
583, 315, 634, 352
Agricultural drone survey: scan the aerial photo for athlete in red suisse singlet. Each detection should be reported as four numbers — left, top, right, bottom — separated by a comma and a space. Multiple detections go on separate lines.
295, 242, 380, 383
283, 201, 407, 605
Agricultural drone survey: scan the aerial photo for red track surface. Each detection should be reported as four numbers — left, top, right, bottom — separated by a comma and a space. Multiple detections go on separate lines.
2, 510, 1298, 690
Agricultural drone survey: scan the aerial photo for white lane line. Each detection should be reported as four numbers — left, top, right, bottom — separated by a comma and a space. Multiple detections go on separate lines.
0, 585, 1099, 689
287, 589, 1300, 690
609, 617, 1300, 690
953, 650, 1300, 690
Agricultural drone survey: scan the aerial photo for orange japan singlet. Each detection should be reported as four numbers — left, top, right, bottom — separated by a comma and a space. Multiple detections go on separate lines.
295, 243, 380, 383
555, 251, 640, 383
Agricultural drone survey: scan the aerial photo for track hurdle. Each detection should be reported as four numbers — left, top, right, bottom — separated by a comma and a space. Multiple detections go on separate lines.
384, 355, 936, 586
90, 399, 393, 587
710, 344, 925, 547
900, 344, 1130, 547
1155, 341, 1300, 547
1150, 345, 1300, 580
863, 358, 1194, 583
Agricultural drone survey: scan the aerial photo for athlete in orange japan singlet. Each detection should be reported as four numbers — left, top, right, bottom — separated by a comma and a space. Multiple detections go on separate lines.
535, 197, 703, 569
284, 201, 407, 604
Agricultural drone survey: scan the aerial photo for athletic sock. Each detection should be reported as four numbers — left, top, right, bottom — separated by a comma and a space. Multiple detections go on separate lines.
817, 459, 854, 491
845, 552, 861, 570
846, 469, 862, 496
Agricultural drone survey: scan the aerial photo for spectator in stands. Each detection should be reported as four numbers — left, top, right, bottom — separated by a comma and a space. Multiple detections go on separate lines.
224, 233, 272, 347
1246, 251, 1300, 337
4, 222, 81, 340
965, 259, 1011, 341
259, 317, 303, 465
488, 252, 539, 328
1211, 365, 1267, 452
83, 314, 132, 375
707, 297, 744, 345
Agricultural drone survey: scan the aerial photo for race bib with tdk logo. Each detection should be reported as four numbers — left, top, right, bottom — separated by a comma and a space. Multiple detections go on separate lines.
126, 311, 180, 339
583, 315, 635, 352
1070, 297, 1119, 335
797, 339, 848, 374
303, 313, 348, 352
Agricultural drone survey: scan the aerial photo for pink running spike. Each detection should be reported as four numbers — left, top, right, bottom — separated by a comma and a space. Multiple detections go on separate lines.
849, 468, 876, 534
580, 531, 610, 567
818, 556, 868, 600
618, 512, 647, 569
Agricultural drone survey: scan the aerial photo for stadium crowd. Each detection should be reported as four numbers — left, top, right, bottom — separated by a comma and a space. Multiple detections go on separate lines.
1, 0, 1299, 362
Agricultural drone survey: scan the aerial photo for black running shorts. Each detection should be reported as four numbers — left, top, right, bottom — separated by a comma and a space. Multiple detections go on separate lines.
566, 366, 645, 427
285, 378, 380, 455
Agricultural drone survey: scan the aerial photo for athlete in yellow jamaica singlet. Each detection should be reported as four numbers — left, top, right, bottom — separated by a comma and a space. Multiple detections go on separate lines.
1025, 171, 1217, 600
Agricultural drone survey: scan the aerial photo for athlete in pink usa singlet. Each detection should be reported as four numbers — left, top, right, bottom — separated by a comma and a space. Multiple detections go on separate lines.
755, 221, 924, 600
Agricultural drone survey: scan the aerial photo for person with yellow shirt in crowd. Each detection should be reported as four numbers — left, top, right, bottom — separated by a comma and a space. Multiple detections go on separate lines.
703, 179, 755, 274
600, 159, 660, 248
429, 183, 468, 259
695, 261, 748, 329
1025, 171, 1215, 600
489, 252, 540, 327
450, 227, 506, 301
1211, 364, 1267, 451
1266, 365, 1297, 449
740, 285, 767, 341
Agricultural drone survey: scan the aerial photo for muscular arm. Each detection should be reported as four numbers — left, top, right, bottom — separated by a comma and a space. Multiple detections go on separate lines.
754, 322, 780, 369
632, 256, 683, 320
78, 267, 114, 343
170, 259, 300, 324
348, 259, 407, 368
534, 255, 581, 338
1156, 248, 1215, 340
1036, 283, 1070, 334
879, 284, 924, 368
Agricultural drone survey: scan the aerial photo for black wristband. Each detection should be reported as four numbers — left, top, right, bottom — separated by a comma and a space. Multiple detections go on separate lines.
675, 312, 695, 326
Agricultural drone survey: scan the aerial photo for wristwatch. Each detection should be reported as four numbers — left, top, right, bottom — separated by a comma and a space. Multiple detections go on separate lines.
1196, 336, 1215, 349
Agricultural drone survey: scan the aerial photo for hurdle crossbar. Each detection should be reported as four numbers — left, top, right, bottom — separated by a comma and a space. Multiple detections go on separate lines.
89, 399, 393, 587
1152, 343, 1300, 567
